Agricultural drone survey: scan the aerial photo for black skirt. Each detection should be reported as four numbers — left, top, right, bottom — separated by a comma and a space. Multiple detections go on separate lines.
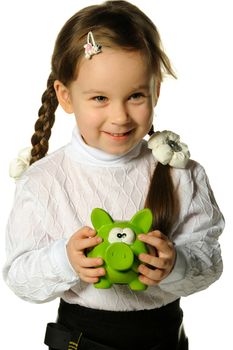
45, 298, 188, 350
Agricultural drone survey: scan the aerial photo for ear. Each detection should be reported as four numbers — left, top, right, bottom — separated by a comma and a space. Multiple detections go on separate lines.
130, 209, 153, 233
54, 80, 73, 114
156, 82, 161, 99
153, 81, 161, 107
91, 208, 113, 230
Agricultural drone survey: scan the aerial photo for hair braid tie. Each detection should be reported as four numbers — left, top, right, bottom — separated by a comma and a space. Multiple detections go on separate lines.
148, 125, 154, 136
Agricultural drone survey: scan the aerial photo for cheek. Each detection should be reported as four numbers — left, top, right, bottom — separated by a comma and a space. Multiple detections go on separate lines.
135, 104, 154, 125
75, 108, 103, 132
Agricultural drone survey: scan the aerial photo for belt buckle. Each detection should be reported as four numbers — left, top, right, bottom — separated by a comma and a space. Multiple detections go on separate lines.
68, 332, 83, 350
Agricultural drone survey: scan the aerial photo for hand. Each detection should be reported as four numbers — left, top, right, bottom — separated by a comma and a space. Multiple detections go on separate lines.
138, 230, 176, 286
66, 226, 105, 283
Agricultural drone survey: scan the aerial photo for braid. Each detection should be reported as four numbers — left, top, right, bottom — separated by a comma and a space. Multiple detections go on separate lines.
145, 163, 177, 235
30, 74, 58, 165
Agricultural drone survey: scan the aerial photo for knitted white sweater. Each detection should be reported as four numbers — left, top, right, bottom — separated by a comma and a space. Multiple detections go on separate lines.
3, 127, 224, 310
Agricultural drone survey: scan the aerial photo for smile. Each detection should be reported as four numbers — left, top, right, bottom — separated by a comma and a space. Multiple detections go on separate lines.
104, 130, 132, 137
110, 132, 129, 136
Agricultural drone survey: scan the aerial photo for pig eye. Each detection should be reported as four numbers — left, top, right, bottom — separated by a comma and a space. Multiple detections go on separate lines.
108, 227, 135, 244
121, 228, 135, 244
108, 228, 123, 243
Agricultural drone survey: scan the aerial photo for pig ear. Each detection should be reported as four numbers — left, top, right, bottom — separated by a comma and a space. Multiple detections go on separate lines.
91, 208, 113, 230
130, 209, 153, 233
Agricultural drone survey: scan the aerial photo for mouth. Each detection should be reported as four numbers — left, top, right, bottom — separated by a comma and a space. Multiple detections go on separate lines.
110, 132, 130, 136
104, 130, 132, 137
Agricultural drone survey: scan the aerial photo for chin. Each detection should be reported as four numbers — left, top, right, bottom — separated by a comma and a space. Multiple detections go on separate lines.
107, 144, 136, 156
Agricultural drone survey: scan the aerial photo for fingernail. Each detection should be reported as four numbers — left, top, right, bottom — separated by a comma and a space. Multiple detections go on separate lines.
96, 237, 102, 243
87, 228, 95, 235
168, 241, 174, 248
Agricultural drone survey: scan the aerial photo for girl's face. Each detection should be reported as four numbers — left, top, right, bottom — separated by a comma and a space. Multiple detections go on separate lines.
56, 49, 159, 155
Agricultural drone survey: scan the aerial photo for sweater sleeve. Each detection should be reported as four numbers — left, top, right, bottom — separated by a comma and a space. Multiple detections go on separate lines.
159, 162, 224, 296
3, 177, 79, 303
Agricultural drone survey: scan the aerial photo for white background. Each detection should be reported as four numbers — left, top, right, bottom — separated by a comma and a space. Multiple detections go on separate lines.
0, 1, 232, 349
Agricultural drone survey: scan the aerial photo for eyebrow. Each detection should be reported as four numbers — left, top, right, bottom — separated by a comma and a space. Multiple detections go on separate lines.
132, 85, 150, 90
82, 89, 107, 95
82, 85, 150, 95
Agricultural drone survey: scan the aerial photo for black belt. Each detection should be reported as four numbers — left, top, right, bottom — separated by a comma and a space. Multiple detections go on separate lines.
44, 322, 116, 350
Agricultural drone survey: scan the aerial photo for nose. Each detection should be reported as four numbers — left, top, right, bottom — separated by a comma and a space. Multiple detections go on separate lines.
105, 243, 134, 271
110, 102, 130, 125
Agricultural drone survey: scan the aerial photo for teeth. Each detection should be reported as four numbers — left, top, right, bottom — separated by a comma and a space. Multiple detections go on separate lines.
110, 132, 130, 136
111, 133, 125, 136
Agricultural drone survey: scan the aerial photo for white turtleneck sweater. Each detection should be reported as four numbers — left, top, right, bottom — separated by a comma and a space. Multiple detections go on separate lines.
3, 127, 224, 310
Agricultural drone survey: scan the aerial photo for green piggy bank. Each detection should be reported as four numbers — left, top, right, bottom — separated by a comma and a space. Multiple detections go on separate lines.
87, 208, 153, 291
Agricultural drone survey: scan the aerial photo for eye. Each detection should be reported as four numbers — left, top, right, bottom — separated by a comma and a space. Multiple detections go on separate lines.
94, 96, 107, 103
121, 228, 135, 244
129, 92, 145, 100
108, 228, 123, 243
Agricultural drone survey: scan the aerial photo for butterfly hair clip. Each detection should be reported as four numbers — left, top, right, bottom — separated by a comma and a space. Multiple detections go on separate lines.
84, 31, 102, 59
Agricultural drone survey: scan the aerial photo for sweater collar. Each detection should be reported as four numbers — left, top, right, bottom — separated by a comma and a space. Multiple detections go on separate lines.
67, 127, 144, 167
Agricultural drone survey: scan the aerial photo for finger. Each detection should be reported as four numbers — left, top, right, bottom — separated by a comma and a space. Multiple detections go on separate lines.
78, 266, 105, 280
73, 235, 102, 252
138, 263, 165, 281
74, 227, 96, 239
138, 234, 172, 255
81, 266, 105, 278
148, 230, 167, 239
78, 274, 102, 284
80, 276, 99, 284
139, 253, 169, 270
148, 232, 175, 253
77, 255, 104, 268
138, 274, 159, 286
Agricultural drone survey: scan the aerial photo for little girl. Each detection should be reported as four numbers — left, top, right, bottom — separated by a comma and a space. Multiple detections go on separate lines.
4, 1, 224, 349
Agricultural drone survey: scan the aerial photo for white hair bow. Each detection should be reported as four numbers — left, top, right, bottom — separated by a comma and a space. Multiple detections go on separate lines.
148, 130, 190, 168
9, 147, 32, 180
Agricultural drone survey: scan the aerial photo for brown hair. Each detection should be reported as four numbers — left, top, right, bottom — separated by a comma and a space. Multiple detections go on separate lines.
30, 0, 178, 235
